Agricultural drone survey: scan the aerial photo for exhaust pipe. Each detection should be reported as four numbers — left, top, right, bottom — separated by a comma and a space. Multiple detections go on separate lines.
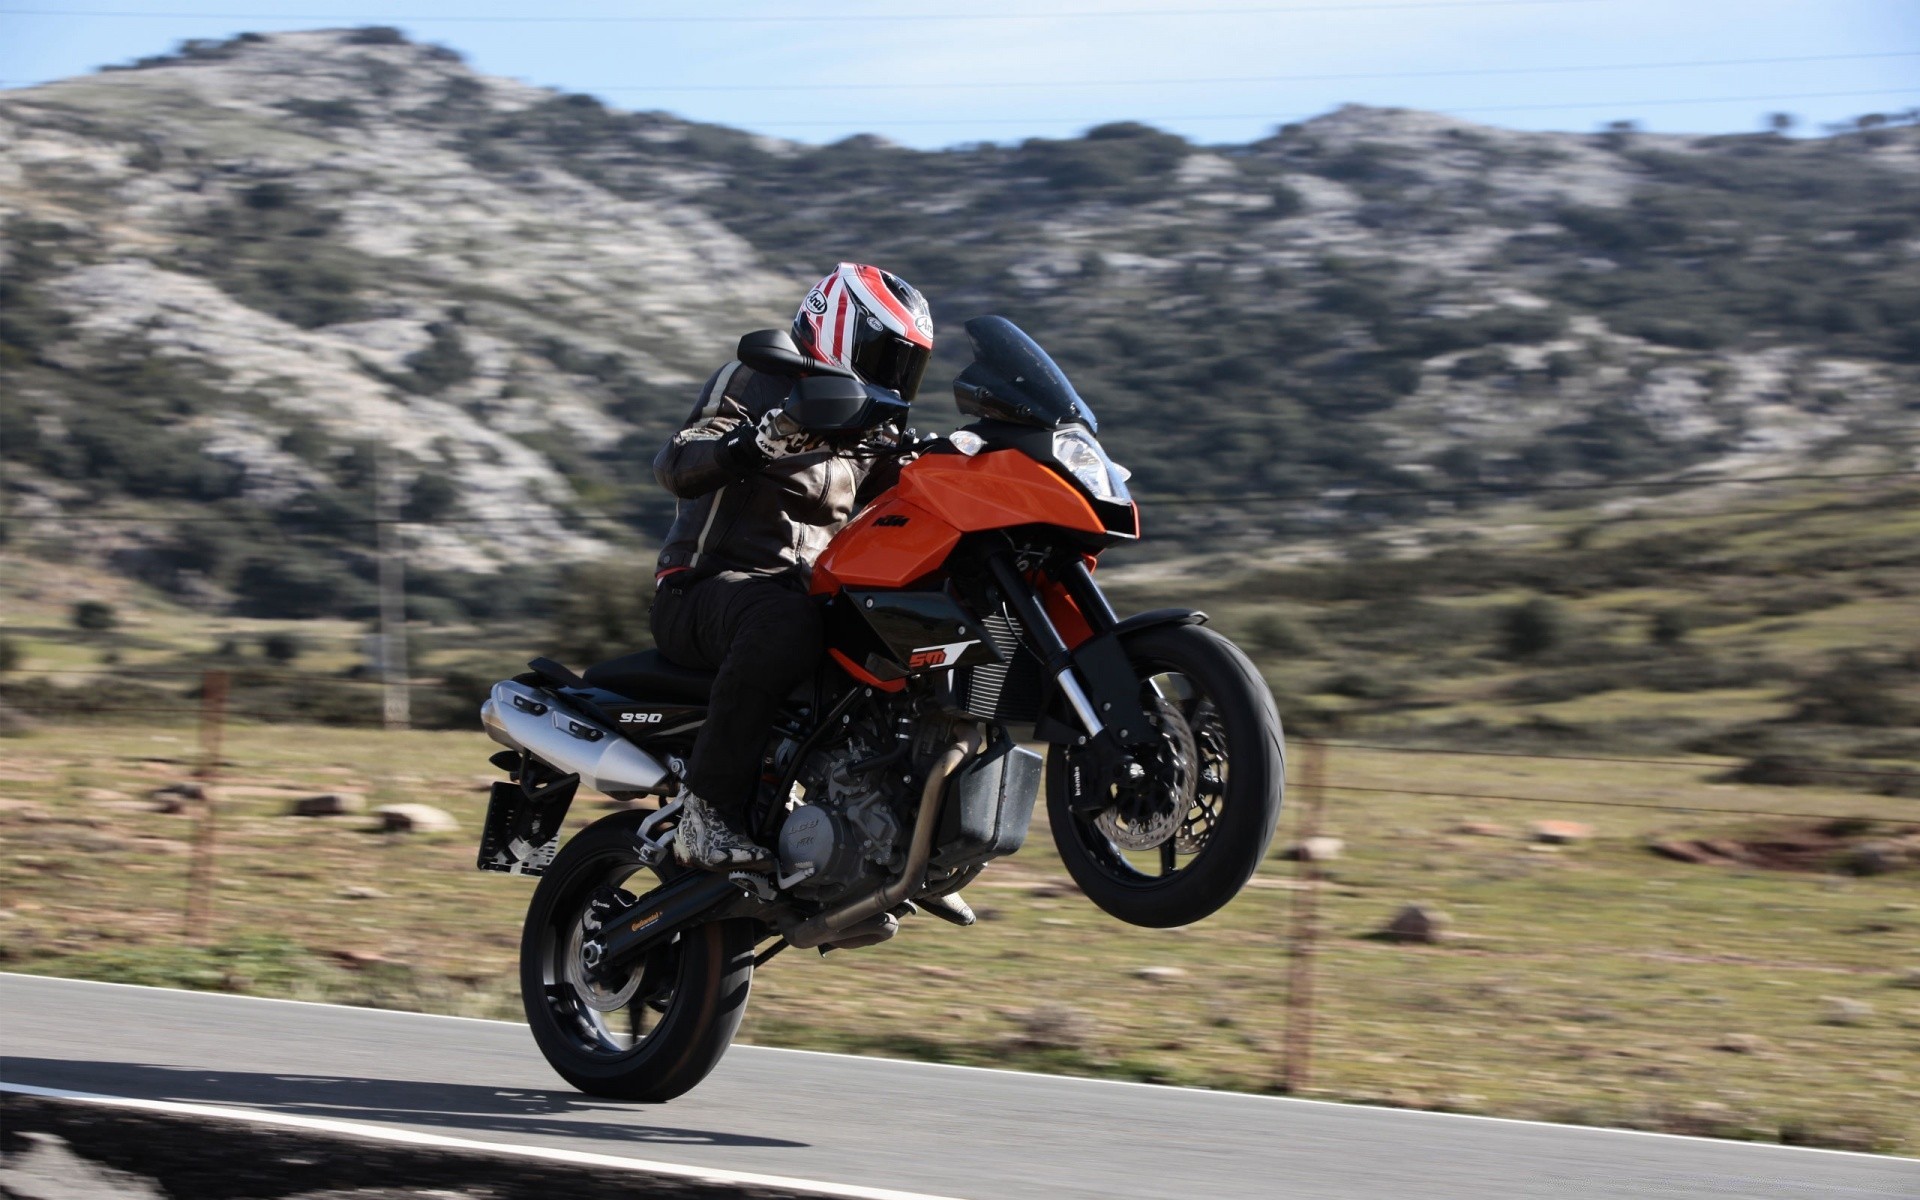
785, 726, 982, 950
586, 871, 746, 975
480, 680, 668, 796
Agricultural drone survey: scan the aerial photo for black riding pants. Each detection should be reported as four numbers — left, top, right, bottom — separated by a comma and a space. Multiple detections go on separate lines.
649, 571, 823, 822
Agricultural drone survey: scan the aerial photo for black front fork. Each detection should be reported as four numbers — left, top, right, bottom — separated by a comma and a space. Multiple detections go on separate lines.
985, 552, 1154, 757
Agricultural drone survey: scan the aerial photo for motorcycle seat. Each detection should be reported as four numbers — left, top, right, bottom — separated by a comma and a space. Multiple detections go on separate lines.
581, 649, 715, 705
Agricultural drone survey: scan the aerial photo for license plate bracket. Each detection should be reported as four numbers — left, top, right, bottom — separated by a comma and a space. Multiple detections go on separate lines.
477, 775, 578, 876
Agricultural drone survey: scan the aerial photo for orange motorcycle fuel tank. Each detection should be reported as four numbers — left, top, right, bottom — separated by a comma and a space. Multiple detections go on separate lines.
812, 448, 1108, 594
811, 448, 1116, 690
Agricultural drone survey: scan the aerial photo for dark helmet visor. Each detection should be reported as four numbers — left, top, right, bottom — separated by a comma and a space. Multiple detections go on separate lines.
851, 324, 931, 403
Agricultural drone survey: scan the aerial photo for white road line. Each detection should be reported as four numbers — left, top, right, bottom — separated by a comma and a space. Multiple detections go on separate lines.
4, 973, 1911, 1166
0, 1081, 970, 1200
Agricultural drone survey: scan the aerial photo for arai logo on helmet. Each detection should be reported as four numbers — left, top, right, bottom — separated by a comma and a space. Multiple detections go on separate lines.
914, 313, 933, 337
804, 288, 829, 315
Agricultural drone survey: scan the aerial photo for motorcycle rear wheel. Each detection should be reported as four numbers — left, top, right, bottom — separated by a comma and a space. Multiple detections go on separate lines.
519, 809, 754, 1102
1046, 624, 1284, 928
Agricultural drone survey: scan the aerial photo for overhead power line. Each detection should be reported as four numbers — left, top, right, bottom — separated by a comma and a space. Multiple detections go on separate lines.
741, 89, 1920, 127
0, 1, 1623, 25
7, 50, 1912, 96
561, 52, 1920, 94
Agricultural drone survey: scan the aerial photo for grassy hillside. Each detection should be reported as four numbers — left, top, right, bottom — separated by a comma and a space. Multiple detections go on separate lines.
3, 28, 1917, 624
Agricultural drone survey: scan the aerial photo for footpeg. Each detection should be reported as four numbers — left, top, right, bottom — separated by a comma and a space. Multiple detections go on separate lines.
919, 892, 976, 927
728, 870, 776, 902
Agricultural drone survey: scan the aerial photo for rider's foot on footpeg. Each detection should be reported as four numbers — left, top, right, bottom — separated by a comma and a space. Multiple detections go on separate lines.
919, 892, 976, 927
674, 791, 774, 871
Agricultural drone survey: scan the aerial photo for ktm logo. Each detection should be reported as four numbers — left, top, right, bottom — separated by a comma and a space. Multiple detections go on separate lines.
873, 514, 911, 527
908, 639, 980, 670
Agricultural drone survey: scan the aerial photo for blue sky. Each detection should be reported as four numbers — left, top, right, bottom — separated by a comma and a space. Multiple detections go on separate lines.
2, 0, 1916, 148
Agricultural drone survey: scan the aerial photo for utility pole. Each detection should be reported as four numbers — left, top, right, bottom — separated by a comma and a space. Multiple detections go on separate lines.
374, 442, 411, 731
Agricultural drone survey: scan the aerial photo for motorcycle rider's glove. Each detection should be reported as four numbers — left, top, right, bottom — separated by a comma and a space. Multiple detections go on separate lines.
718, 407, 821, 472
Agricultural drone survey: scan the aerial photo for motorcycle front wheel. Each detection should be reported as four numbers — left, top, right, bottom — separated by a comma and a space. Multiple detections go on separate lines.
1046, 623, 1284, 928
519, 809, 754, 1102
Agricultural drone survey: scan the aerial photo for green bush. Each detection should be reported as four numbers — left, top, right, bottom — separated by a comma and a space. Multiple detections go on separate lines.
402, 471, 460, 522
259, 630, 305, 663
1016, 123, 1190, 193
1650, 609, 1689, 645
71, 600, 117, 631
1792, 657, 1917, 727
1499, 597, 1564, 660
547, 560, 654, 666
1243, 612, 1314, 657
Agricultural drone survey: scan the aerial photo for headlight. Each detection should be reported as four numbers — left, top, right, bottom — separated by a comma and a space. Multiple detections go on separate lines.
1052, 428, 1125, 503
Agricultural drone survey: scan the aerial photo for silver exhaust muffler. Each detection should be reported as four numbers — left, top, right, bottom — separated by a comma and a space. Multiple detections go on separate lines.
481, 680, 669, 796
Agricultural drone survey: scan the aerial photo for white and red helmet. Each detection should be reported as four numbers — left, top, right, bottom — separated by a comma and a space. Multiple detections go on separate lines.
792, 262, 934, 402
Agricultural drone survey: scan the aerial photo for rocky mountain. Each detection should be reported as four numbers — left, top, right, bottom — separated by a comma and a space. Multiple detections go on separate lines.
3, 28, 1917, 619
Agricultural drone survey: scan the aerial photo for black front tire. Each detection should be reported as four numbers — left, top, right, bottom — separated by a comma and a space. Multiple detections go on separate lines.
1047, 624, 1284, 928
519, 809, 754, 1102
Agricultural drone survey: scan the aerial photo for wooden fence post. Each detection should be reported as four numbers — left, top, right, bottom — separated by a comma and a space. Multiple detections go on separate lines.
185, 669, 228, 943
1281, 735, 1327, 1094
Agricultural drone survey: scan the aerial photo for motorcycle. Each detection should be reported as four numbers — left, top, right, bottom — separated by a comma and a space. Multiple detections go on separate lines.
477, 316, 1284, 1101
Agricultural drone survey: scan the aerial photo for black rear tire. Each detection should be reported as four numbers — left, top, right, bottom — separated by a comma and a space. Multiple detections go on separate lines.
519, 809, 754, 1102
1047, 624, 1284, 928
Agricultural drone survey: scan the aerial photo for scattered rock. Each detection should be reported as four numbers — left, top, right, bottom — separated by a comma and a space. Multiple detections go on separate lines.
147, 782, 205, 812
76, 788, 131, 803
1131, 965, 1188, 983
1529, 820, 1593, 845
1651, 840, 1731, 866
1844, 842, 1899, 876
1009, 1003, 1091, 1050
1382, 904, 1449, 945
915, 964, 962, 980
1452, 819, 1509, 837
373, 804, 457, 834
1714, 1033, 1767, 1054
1025, 878, 1078, 898
1695, 838, 1759, 865
1892, 966, 1920, 990
290, 793, 364, 817
337, 885, 387, 900
1821, 996, 1873, 1026
1282, 836, 1344, 862
327, 949, 390, 970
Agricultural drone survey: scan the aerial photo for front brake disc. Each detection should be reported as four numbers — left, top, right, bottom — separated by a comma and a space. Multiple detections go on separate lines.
1094, 695, 1197, 851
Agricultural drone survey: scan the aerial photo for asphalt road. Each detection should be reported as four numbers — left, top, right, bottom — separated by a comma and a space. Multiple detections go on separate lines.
2, 973, 1914, 1200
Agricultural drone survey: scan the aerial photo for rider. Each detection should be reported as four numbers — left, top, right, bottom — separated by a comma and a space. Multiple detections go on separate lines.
652, 263, 934, 871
